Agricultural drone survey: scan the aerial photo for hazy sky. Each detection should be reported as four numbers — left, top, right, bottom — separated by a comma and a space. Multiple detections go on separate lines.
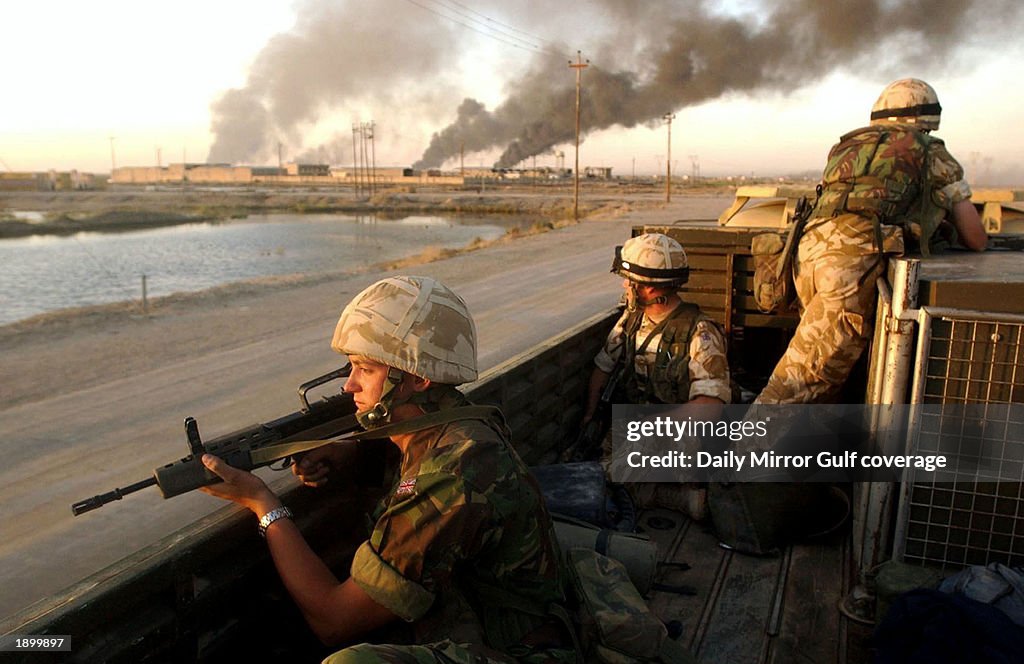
3, 0, 1022, 184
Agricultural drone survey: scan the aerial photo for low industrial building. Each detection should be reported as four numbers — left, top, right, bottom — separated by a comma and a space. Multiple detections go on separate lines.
110, 163, 465, 187
0, 170, 96, 191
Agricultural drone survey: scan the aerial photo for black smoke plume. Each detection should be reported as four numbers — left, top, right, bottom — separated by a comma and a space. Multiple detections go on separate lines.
207, 0, 1021, 169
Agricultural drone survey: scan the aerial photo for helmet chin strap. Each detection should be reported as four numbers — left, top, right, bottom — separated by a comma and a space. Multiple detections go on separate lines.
357, 367, 407, 429
625, 281, 668, 311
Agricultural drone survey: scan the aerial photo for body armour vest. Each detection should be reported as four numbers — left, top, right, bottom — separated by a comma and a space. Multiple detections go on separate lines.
812, 124, 945, 254
621, 302, 701, 405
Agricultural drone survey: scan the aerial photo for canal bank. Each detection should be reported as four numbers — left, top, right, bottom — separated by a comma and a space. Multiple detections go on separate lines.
0, 192, 730, 618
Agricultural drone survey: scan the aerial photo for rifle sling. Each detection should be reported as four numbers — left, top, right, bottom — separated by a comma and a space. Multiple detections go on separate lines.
248, 405, 502, 466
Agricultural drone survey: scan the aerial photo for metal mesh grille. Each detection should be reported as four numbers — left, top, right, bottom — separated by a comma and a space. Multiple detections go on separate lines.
922, 318, 1024, 403
899, 313, 1024, 570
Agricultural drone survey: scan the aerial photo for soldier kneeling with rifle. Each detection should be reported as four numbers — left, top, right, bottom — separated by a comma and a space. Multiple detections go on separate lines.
201, 276, 576, 663
579, 233, 731, 521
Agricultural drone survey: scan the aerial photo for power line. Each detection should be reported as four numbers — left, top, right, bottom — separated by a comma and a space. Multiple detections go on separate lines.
433, 0, 548, 46
399, 0, 569, 59
401, 0, 544, 54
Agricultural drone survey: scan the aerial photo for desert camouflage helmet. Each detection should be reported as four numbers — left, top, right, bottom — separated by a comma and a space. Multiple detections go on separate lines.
611, 232, 690, 285
870, 78, 942, 131
331, 275, 477, 385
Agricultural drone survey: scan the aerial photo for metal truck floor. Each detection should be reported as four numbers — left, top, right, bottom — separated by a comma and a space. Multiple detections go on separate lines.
640, 508, 873, 664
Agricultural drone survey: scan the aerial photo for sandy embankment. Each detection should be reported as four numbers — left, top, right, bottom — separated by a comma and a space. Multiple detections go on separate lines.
0, 186, 732, 411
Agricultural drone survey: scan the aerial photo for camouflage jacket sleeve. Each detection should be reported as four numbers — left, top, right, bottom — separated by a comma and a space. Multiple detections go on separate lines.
349, 419, 562, 628
928, 141, 972, 210
594, 308, 631, 374
350, 448, 496, 621
687, 318, 731, 403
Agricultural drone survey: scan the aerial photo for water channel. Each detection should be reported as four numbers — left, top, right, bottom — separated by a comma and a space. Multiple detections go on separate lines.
0, 212, 532, 326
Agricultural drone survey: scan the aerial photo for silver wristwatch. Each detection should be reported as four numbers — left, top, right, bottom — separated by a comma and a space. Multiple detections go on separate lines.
257, 506, 294, 538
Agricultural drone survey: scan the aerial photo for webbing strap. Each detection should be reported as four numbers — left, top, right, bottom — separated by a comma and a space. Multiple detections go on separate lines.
248, 405, 501, 465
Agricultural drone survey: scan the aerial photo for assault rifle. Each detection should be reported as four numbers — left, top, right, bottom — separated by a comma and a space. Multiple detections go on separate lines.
71, 367, 358, 516
561, 360, 625, 463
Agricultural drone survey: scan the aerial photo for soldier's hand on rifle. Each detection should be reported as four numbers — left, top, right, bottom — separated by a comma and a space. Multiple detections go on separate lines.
292, 446, 342, 488
200, 454, 281, 517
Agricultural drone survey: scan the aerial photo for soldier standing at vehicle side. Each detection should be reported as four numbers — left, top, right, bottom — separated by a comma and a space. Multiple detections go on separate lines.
585, 233, 731, 519
200, 276, 576, 663
756, 78, 987, 405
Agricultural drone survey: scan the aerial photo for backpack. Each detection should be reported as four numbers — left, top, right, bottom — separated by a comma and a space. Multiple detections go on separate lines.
814, 124, 946, 256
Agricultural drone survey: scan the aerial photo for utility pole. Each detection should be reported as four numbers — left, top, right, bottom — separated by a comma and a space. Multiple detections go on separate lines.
108, 136, 117, 173
689, 155, 700, 183
359, 122, 371, 196
368, 121, 376, 195
155, 146, 162, 168
663, 113, 675, 203
352, 123, 362, 198
569, 51, 588, 221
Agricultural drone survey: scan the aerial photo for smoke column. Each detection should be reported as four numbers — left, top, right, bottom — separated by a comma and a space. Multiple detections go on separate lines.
418, 0, 1020, 169
207, 0, 457, 163
207, 0, 1021, 169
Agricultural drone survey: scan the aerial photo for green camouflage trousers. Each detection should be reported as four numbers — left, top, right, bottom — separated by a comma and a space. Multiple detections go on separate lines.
755, 250, 885, 404
323, 640, 575, 664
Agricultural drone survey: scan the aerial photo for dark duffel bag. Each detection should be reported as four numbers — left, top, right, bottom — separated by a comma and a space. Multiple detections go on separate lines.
708, 482, 849, 555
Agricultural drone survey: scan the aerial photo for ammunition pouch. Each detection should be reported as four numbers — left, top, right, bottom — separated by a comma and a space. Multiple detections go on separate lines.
751, 232, 796, 314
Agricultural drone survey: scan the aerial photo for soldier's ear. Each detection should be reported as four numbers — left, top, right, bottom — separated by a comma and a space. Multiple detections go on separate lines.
406, 374, 432, 393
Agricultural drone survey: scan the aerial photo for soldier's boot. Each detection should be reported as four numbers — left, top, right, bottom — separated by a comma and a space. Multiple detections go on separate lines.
628, 483, 708, 521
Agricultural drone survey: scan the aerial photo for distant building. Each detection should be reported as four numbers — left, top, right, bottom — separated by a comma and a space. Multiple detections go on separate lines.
285, 163, 330, 177
0, 172, 52, 191
109, 162, 465, 187
251, 167, 285, 177
0, 170, 95, 191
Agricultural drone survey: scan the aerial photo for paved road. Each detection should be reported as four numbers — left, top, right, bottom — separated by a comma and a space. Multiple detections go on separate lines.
0, 197, 728, 620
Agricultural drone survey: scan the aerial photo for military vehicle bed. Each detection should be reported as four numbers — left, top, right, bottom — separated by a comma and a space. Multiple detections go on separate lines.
5, 190, 1023, 663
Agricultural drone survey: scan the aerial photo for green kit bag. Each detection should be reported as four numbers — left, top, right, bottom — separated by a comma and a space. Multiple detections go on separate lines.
566, 547, 696, 664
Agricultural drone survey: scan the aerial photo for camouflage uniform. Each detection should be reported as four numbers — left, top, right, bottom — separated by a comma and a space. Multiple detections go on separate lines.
756, 126, 972, 404
327, 276, 575, 663
325, 404, 575, 664
594, 305, 731, 406
596, 302, 730, 511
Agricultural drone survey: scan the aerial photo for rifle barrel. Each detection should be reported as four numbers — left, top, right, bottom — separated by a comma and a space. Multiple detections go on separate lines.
71, 477, 158, 516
